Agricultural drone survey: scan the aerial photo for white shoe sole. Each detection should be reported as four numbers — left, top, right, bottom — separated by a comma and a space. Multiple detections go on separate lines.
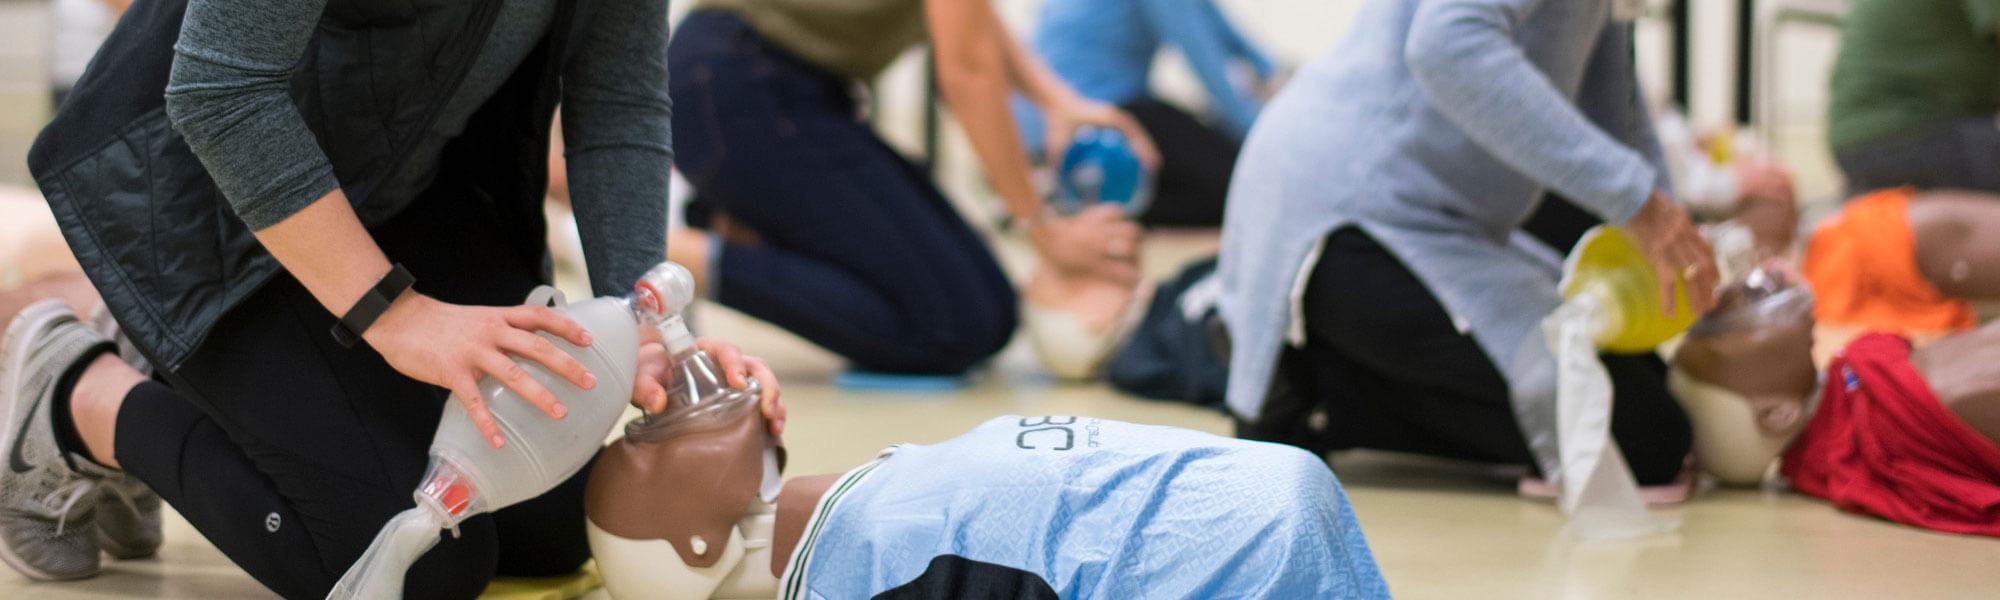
0, 300, 89, 581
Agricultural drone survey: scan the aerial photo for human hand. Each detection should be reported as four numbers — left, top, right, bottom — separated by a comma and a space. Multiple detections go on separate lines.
1042, 98, 1161, 171
1027, 204, 1142, 285
1624, 192, 1719, 316
1732, 158, 1798, 253
364, 293, 596, 448
628, 337, 786, 436
1734, 158, 1794, 211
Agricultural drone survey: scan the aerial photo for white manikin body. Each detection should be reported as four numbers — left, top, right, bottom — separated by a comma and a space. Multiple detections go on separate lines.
588, 504, 780, 600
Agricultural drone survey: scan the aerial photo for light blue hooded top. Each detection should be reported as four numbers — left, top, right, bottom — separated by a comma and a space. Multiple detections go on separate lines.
1217, 0, 1671, 475
1013, 0, 1274, 154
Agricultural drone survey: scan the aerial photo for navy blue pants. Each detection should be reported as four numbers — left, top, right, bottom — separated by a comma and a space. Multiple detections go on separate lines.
669, 11, 1017, 375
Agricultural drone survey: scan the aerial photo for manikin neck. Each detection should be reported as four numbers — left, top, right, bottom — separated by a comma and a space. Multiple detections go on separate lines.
709, 474, 841, 600
766, 474, 841, 578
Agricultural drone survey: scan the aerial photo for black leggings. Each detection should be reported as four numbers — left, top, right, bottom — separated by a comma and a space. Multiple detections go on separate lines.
1118, 98, 1240, 228
1237, 228, 1693, 485
112, 186, 590, 599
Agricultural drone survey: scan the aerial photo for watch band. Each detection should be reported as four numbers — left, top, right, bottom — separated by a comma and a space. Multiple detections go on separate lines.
331, 264, 416, 348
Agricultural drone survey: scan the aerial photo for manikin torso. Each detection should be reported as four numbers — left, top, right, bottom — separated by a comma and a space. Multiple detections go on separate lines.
1910, 322, 2000, 445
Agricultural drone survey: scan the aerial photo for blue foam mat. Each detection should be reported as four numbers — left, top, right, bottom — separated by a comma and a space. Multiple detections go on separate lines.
834, 369, 971, 392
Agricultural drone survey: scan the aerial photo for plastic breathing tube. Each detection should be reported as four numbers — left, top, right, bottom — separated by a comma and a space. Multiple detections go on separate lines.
1544, 226, 1698, 540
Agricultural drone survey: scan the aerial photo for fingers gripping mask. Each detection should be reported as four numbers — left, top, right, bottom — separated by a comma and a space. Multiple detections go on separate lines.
1673, 262, 1817, 485
585, 350, 785, 600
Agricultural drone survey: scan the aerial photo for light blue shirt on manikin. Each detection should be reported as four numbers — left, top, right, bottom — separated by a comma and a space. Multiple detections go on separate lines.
1218, 0, 1672, 477
780, 416, 1388, 599
1013, 0, 1274, 154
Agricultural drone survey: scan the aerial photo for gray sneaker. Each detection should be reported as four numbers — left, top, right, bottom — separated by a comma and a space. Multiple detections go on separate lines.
85, 304, 161, 560
86, 303, 149, 378
0, 300, 116, 580
93, 475, 161, 560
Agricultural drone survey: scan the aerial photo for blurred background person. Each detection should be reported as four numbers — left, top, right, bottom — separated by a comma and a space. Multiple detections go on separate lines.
1828, 0, 2000, 194
665, 0, 1157, 378
1015, 0, 1278, 228
1221, 0, 1716, 488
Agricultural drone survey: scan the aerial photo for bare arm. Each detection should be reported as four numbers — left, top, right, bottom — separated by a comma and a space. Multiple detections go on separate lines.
927, 0, 1042, 221
251, 193, 393, 317
1403, 0, 1715, 310
1001, 31, 1159, 168
927, 0, 1150, 282
997, 24, 1074, 126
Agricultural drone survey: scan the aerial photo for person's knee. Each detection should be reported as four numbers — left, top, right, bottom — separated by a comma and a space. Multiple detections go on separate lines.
1596, 357, 1694, 484
1234, 348, 1341, 456
1617, 399, 1695, 485
886, 295, 1018, 374
940, 305, 1018, 372
498, 543, 590, 578
492, 510, 592, 578
897, 331, 1009, 374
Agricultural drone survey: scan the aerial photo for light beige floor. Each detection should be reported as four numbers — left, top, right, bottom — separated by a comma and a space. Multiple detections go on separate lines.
7, 254, 2000, 599
4, 2, 1997, 597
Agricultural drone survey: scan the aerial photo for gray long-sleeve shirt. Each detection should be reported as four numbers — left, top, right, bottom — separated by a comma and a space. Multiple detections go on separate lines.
1217, 0, 1670, 476
163, 0, 671, 295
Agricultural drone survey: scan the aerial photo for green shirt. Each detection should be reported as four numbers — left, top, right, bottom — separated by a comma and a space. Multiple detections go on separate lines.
696, 0, 928, 81
1828, 0, 2000, 150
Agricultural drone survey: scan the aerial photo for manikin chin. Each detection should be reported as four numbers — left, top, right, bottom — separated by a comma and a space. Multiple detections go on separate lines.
587, 502, 781, 600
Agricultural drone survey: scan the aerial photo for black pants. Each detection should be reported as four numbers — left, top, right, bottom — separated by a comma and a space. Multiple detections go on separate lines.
669, 12, 1016, 374
1119, 98, 1240, 228
112, 186, 590, 599
1237, 228, 1693, 485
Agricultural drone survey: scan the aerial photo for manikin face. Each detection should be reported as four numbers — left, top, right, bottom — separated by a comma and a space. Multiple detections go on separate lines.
1670, 266, 1818, 484
585, 399, 784, 600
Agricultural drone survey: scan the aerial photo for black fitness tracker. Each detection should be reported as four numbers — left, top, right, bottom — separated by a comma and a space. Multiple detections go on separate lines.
331, 264, 416, 348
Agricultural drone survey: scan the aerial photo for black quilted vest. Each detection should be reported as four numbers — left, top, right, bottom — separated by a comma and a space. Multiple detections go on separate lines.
29, 0, 598, 369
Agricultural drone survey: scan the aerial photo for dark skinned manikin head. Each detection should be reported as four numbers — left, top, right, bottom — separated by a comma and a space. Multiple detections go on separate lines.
1670, 263, 1818, 484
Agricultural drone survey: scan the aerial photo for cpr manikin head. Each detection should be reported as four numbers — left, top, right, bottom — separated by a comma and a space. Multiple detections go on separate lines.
584, 380, 784, 600
1670, 263, 1818, 485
